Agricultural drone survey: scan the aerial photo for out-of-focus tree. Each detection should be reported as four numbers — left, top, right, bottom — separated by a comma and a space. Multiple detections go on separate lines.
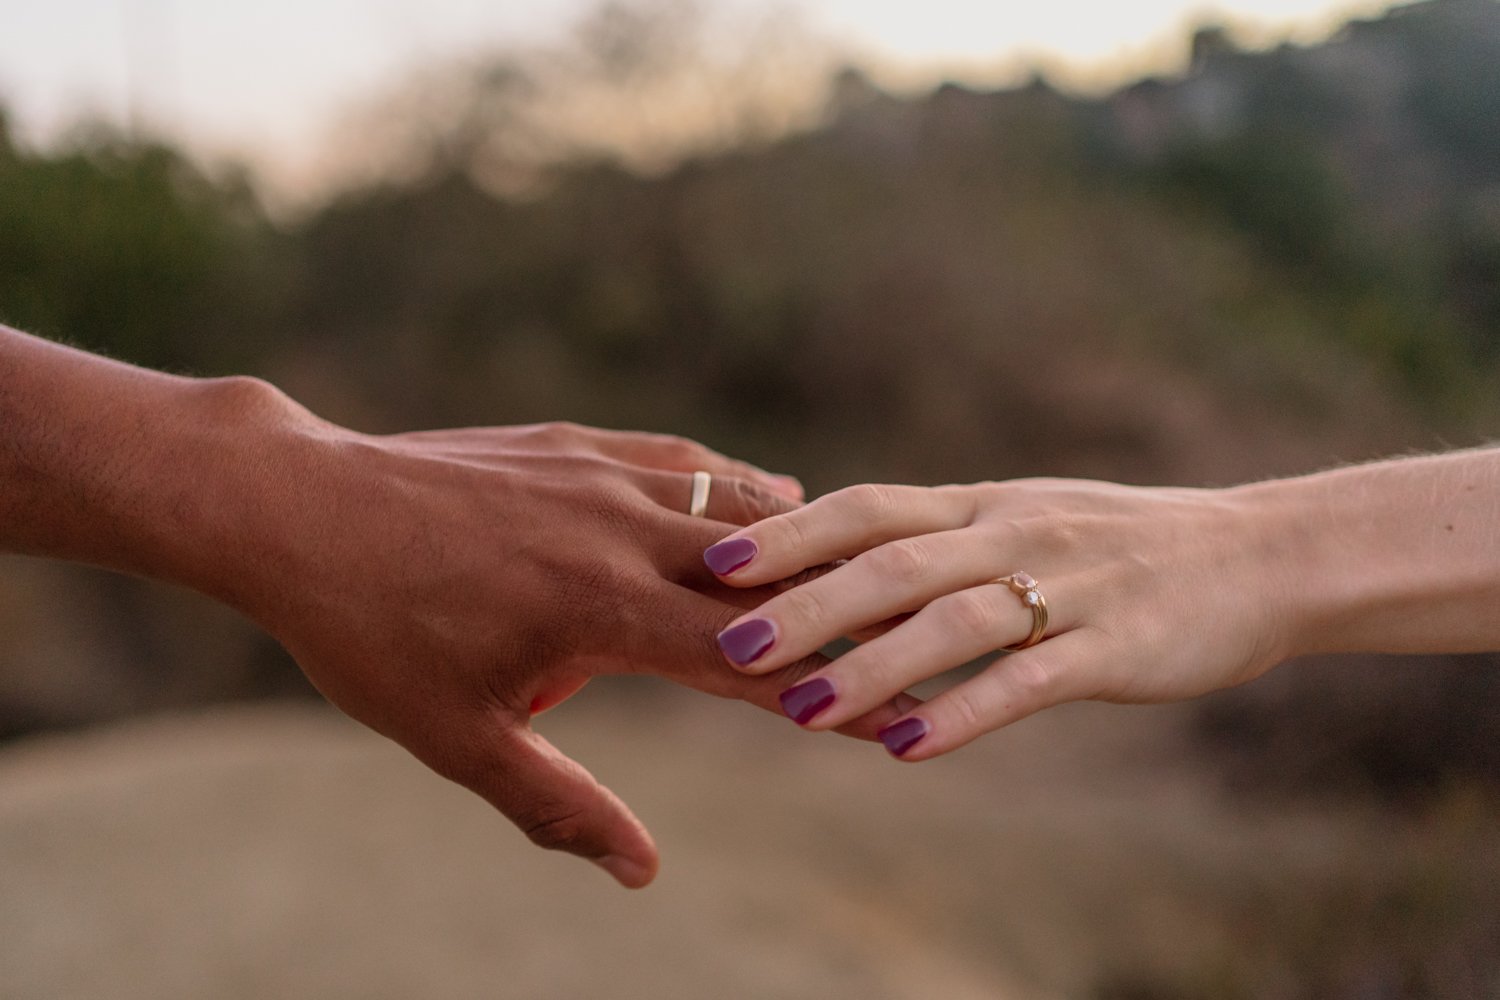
1110, 0, 1500, 397
320, 0, 834, 200
0, 121, 284, 373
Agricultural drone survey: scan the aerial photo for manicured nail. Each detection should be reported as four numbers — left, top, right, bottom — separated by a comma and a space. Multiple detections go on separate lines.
717, 618, 776, 666
780, 677, 836, 725
704, 537, 758, 575
593, 854, 652, 888
878, 717, 930, 757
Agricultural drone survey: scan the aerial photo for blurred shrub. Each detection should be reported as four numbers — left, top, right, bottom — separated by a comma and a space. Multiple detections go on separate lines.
1198, 653, 1500, 805
1109, 2, 1500, 414
0, 114, 285, 373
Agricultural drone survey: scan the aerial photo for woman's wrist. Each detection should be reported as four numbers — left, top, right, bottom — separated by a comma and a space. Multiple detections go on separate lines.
1220, 475, 1356, 662
1224, 451, 1500, 659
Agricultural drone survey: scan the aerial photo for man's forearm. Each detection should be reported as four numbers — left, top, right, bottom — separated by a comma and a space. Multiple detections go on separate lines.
0, 324, 295, 596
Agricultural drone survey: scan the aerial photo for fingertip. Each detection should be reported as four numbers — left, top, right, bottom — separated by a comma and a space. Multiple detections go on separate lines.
771, 474, 805, 502
877, 716, 931, 759
594, 852, 659, 889
594, 806, 659, 888
716, 617, 777, 671
703, 536, 759, 578
779, 676, 837, 726
824, 690, 923, 741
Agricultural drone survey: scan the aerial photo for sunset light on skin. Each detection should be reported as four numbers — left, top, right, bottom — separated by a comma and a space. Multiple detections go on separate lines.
0, 0, 1399, 195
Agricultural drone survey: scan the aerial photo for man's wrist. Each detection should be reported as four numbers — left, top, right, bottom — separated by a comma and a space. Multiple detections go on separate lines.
127, 373, 327, 604
0, 325, 328, 607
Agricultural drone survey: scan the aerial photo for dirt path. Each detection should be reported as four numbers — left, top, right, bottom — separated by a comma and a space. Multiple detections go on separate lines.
0, 685, 1446, 999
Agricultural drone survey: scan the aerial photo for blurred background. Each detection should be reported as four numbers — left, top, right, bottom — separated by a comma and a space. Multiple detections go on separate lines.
2, 0, 1499, 996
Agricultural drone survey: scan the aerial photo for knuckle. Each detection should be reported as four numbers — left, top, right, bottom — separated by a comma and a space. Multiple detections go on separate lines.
867, 538, 932, 585
942, 589, 1001, 637
1008, 654, 1058, 701
780, 585, 831, 631
580, 480, 648, 534
528, 420, 569, 444
843, 483, 898, 525
980, 517, 1023, 558
734, 481, 791, 521
720, 477, 757, 516
770, 510, 809, 556
520, 806, 590, 852
1033, 513, 1085, 556
545, 558, 646, 638
660, 434, 704, 464
936, 482, 980, 516
842, 644, 895, 689
946, 686, 987, 734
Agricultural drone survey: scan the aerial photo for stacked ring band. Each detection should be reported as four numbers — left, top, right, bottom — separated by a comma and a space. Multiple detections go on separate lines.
993, 572, 1048, 650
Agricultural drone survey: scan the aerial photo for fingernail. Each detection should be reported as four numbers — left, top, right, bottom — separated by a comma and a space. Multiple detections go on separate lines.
878, 717, 930, 757
717, 618, 776, 666
780, 677, 836, 725
594, 854, 652, 888
704, 537, 758, 575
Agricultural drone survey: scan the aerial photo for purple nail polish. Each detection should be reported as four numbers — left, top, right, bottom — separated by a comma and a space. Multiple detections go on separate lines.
704, 537, 758, 575
878, 717, 930, 757
780, 677, 836, 725
717, 618, 776, 666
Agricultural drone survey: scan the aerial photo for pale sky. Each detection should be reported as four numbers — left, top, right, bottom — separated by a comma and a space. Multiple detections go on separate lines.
0, 0, 1400, 193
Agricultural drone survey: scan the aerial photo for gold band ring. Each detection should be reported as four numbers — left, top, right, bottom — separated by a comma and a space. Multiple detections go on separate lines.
993, 572, 1048, 650
689, 471, 713, 518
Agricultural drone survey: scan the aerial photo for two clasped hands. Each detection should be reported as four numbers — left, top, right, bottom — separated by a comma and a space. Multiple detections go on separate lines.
3, 325, 1497, 889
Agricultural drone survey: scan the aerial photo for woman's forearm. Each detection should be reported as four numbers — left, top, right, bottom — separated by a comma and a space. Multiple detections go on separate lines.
1235, 448, 1500, 658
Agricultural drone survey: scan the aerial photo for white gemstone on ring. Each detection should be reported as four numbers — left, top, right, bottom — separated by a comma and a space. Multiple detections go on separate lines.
992, 571, 1048, 651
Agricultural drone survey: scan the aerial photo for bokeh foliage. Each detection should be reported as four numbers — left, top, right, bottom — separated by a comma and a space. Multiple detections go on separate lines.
0, 114, 285, 372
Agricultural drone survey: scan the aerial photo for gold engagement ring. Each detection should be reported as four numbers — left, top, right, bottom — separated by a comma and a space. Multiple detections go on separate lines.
993, 571, 1048, 650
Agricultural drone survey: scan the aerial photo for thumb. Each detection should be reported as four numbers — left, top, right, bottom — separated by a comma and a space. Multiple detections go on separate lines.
444, 716, 659, 888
